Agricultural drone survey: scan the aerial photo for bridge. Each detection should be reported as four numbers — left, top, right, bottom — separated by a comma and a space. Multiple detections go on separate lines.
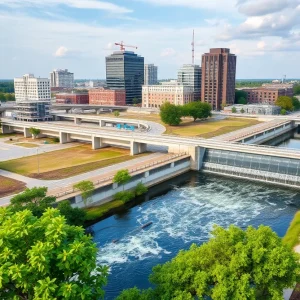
51, 104, 127, 114
2, 118, 300, 189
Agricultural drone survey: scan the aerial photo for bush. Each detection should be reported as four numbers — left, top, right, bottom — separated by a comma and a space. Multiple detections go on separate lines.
53, 137, 59, 143
114, 191, 135, 203
135, 182, 148, 196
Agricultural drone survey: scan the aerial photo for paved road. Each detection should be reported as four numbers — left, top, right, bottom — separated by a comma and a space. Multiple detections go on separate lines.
0, 152, 164, 206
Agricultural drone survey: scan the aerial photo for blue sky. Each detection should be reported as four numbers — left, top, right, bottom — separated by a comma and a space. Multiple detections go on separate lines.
0, 0, 300, 79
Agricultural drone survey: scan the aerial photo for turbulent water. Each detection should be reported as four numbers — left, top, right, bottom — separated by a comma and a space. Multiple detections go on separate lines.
91, 172, 300, 299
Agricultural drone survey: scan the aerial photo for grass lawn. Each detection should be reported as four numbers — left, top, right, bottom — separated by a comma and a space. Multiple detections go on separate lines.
0, 145, 145, 180
0, 175, 26, 198
283, 211, 300, 248
15, 143, 40, 148
85, 200, 124, 222
0, 133, 19, 139
100, 112, 261, 138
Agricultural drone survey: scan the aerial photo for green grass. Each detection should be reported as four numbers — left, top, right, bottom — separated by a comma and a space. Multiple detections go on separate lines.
0, 145, 146, 179
85, 200, 124, 221
283, 211, 300, 248
0, 133, 17, 139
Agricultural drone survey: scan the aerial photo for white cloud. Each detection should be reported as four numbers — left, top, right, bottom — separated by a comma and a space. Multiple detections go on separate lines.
238, 0, 289, 16
54, 46, 68, 57
160, 48, 176, 57
257, 41, 266, 49
0, 0, 132, 13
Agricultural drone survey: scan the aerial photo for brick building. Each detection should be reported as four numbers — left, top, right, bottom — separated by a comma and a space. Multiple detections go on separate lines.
201, 48, 236, 110
89, 88, 126, 106
241, 87, 294, 104
55, 92, 89, 104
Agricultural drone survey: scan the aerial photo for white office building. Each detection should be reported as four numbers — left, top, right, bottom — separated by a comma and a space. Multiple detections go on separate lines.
177, 64, 201, 101
142, 81, 194, 108
14, 74, 51, 121
144, 64, 158, 85
50, 69, 74, 88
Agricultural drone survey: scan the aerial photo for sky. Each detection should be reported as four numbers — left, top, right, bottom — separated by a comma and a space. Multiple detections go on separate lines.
0, 0, 300, 79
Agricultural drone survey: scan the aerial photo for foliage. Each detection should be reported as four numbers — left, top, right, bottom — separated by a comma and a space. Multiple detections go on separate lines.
113, 169, 131, 190
9, 187, 86, 226
235, 80, 271, 88
0, 208, 108, 299
118, 225, 300, 300
29, 127, 41, 138
135, 182, 148, 196
113, 191, 135, 203
114, 110, 120, 117
73, 180, 95, 206
235, 90, 248, 104
132, 97, 140, 105
294, 84, 300, 95
0, 81, 14, 93
241, 108, 245, 113
280, 109, 287, 115
85, 200, 123, 221
183, 101, 212, 122
57, 200, 86, 227
160, 102, 182, 126
292, 96, 300, 111
275, 96, 294, 111
53, 137, 60, 143
116, 287, 153, 300
231, 107, 237, 113
283, 211, 300, 248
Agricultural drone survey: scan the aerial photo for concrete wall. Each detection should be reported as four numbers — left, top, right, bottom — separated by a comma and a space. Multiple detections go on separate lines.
73, 157, 191, 208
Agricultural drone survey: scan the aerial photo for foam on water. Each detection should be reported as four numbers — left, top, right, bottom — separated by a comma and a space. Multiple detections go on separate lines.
96, 176, 297, 268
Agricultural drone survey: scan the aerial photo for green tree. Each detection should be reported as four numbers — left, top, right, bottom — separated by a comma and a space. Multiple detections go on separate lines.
0, 92, 6, 102
118, 225, 300, 300
275, 96, 293, 111
280, 109, 287, 115
135, 182, 148, 196
293, 84, 300, 95
113, 191, 135, 203
5, 93, 15, 101
114, 110, 120, 117
73, 180, 95, 206
183, 101, 212, 122
160, 102, 182, 126
113, 169, 131, 191
241, 108, 245, 113
235, 90, 248, 103
132, 97, 140, 105
29, 127, 41, 139
237, 97, 247, 104
9, 187, 86, 226
0, 208, 108, 299
292, 96, 300, 111
232, 107, 237, 113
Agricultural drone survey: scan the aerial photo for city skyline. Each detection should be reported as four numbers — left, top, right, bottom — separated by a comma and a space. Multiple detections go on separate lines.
0, 0, 299, 79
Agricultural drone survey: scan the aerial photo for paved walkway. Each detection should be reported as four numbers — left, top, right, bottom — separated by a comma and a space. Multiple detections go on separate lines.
0, 152, 165, 206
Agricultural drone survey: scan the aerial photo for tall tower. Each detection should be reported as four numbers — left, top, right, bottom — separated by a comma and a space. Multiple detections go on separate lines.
201, 48, 237, 110
144, 64, 158, 85
106, 51, 144, 104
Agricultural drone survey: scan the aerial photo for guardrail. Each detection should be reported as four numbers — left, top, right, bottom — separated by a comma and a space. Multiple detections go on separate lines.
52, 152, 189, 199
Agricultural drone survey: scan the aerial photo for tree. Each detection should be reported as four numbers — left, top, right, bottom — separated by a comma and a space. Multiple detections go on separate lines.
292, 96, 300, 111
0, 92, 6, 102
235, 90, 247, 103
5, 93, 15, 101
132, 98, 140, 105
73, 180, 95, 206
0, 208, 108, 299
232, 107, 237, 113
135, 182, 148, 196
29, 127, 41, 139
241, 108, 245, 113
118, 225, 300, 300
160, 102, 182, 126
275, 96, 293, 111
114, 110, 120, 117
293, 84, 300, 95
9, 187, 86, 226
280, 109, 287, 115
113, 169, 131, 191
237, 97, 247, 104
183, 102, 212, 122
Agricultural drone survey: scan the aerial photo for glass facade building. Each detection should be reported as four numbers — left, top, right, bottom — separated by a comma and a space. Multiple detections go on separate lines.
106, 51, 144, 105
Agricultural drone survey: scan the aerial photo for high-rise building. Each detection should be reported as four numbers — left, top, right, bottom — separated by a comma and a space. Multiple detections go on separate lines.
106, 51, 144, 105
142, 81, 194, 108
144, 64, 158, 85
178, 64, 201, 101
14, 74, 52, 121
50, 69, 74, 88
201, 48, 236, 110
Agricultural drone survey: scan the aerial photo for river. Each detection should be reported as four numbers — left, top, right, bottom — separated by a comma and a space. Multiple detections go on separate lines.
91, 169, 300, 299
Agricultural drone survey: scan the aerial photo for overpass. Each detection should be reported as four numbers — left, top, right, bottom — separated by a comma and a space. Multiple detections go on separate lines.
51, 104, 128, 114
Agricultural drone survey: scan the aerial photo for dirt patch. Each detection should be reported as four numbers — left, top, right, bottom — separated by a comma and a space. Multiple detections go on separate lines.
0, 175, 26, 198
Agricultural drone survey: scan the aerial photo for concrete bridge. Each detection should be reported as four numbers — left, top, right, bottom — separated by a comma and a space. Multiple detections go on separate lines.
51, 104, 127, 114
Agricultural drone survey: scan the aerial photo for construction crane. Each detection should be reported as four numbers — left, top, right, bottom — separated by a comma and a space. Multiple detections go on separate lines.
191, 30, 195, 65
115, 41, 138, 51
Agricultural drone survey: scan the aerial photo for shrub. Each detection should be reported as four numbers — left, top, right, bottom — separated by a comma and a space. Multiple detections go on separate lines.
114, 191, 135, 203
135, 182, 148, 196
